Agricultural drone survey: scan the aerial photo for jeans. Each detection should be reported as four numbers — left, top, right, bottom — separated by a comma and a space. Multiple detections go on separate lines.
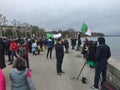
76, 44, 80, 51
10, 51, 18, 63
72, 44, 76, 50
94, 60, 107, 88
47, 48, 52, 58
56, 57, 63, 73
26, 58, 30, 69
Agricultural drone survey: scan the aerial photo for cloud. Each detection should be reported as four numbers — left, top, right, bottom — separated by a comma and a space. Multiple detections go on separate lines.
0, 0, 120, 34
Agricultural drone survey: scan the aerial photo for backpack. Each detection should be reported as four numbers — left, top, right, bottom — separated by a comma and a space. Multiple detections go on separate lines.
19, 46, 27, 57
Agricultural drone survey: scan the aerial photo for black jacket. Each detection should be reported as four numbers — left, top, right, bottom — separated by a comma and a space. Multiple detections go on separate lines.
0, 39, 6, 69
63, 39, 69, 49
96, 37, 111, 62
55, 43, 64, 59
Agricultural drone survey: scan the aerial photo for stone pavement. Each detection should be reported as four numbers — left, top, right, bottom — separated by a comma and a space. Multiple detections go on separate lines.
3, 48, 95, 90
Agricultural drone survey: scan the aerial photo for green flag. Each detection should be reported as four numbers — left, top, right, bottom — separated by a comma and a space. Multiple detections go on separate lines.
81, 23, 91, 36
81, 23, 88, 34
46, 33, 53, 38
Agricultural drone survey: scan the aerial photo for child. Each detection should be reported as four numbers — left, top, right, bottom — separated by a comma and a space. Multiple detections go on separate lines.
32, 40, 37, 55
9, 57, 36, 90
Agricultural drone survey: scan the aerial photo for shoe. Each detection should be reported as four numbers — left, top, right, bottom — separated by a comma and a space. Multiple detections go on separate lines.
57, 72, 62, 76
82, 77, 87, 84
90, 86, 98, 90
60, 71, 65, 73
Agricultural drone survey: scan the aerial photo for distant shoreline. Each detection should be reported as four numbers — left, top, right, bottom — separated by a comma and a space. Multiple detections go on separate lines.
105, 35, 120, 37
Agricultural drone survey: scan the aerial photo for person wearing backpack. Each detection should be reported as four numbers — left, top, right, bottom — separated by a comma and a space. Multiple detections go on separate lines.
18, 40, 30, 69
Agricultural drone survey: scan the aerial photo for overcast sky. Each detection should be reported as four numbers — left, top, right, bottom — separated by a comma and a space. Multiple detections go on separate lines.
0, 0, 120, 34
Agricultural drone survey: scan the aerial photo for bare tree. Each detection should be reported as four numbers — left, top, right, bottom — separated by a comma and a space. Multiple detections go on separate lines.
11, 19, 20, 37
2, 16, 8, 26
0, 14, 8, 37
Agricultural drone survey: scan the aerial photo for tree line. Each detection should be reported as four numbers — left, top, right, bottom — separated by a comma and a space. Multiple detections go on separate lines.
0, 14, 104, 38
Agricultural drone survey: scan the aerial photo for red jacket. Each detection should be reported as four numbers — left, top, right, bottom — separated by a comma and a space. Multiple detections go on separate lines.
10, 41, 18, 51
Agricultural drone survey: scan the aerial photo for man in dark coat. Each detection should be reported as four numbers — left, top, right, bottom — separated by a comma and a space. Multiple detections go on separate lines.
71, 38, 77, 50
91, 37, 111, 90
55, 37, 65, 75
76, 33, 81, 51
0, 38, 6, 69
63, 38, 69, 53
46, 37, 54, 59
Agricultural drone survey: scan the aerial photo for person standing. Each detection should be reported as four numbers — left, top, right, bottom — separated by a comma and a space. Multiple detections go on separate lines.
9, 39, 18, 65
46, 37, 54, 59
27, 38, 32, 53
5, 38, 11, 62
71, 38, 77, 50
63, 38, 69, 53
55, 37, 65, 75
32, 40, 37, 55
91, 37, 111, 90
76, 33, 81, 51
9, 57, 36, 90
0, 38, 6, 69
18, 40, 30, 69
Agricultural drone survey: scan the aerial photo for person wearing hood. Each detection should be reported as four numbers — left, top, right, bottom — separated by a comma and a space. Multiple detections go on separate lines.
9, 57, 36, 90
91, 37, 111, 90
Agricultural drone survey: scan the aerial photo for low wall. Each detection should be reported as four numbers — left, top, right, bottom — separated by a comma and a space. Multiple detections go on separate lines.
107, 58, 120, 90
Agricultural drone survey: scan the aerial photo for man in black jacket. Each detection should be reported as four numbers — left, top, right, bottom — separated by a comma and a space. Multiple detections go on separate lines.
91, 37, 111, 90
55, 37, 65, 75
63, 38, 69, 53
0, 38, 6, 69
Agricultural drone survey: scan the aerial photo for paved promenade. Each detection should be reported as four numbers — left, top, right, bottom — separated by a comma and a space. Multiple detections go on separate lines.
3, 48, 95, 90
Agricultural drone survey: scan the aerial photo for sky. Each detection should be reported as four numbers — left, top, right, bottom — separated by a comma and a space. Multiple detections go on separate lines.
0, 0, 120, 34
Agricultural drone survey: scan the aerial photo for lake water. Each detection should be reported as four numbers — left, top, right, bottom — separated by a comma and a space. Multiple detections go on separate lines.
81, 36, 120, 62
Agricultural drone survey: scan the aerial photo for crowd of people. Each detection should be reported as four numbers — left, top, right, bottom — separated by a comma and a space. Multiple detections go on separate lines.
0, 35, 111, 90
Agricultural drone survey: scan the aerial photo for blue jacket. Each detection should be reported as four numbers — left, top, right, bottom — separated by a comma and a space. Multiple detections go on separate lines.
47, 39, 54, 48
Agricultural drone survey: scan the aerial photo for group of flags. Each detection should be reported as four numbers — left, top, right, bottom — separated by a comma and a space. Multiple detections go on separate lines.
46, 23, 92, 38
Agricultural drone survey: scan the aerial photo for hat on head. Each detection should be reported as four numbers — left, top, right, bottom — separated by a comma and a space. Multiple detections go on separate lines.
20, 39, 25, 44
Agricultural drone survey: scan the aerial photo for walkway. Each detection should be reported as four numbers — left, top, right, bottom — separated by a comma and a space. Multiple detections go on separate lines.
3, 48, 95, 90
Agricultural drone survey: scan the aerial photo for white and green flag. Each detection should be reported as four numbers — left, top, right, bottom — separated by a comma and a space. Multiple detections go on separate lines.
81, 23, 91, 36
46, 33, 62, 38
